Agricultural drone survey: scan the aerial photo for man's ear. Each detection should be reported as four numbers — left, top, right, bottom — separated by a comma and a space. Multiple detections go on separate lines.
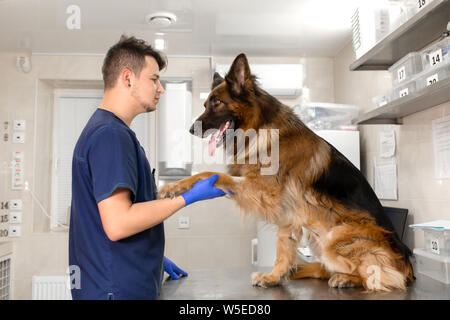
211, 72, 224, 90
225, 53, 252, 96
121, 67, 134, 88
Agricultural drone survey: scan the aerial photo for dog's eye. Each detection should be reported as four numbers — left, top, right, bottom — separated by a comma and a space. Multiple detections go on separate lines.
215, 99, 222, 105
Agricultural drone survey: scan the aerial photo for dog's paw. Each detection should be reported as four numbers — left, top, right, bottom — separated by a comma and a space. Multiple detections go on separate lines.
158, 182, 189, 199
251, 272, 282, 288
328, 274, 360, 289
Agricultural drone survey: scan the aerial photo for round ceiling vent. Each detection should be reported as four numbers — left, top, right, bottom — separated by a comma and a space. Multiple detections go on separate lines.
145, 12, 177, 28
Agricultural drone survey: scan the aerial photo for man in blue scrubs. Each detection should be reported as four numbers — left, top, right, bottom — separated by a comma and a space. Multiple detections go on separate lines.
69, 35, 226, 300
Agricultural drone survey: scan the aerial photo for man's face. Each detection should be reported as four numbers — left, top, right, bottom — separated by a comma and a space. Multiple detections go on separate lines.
131, 56, 165, 113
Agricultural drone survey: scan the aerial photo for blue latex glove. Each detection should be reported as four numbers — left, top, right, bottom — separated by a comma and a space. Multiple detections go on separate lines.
163, 256, 188, 280
181, 174, 227, 206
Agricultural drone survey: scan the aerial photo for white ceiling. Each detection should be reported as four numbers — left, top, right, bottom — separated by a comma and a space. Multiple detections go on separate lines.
0, 0, 359, 57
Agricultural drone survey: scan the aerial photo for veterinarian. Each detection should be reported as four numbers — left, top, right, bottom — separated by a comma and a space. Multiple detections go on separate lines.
69, 35, 226, 300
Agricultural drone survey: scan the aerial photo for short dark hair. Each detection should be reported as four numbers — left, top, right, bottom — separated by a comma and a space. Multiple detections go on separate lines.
102, 35, 167, 90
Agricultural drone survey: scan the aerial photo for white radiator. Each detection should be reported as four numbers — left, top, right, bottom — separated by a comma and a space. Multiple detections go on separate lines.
32, 275, 71, 300
0, 254, 12, 300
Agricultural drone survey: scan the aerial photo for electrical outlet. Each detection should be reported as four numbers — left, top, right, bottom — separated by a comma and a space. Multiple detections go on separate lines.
10, 199, 22, 210
178, 217, 190, 229
13, 120, 26, 131
9, 212, 22, 223
13, 132, 25, 143
9, 225, 21, 237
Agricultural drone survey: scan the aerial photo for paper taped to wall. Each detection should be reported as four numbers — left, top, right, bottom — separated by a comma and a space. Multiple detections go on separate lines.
374, 158, 398, 200
432, 115, 450, 180
379, 126, 395, 158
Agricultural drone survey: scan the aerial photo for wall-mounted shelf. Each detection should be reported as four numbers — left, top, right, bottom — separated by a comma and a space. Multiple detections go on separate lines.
350, 0, 450, 71
352, 77, 450, 124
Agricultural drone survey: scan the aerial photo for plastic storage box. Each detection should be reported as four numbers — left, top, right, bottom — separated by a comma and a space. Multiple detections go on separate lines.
402, 0, 432, 20
372, 92, 393, 108
423, 229, 450, 256
293, 103, 360, 131
420, 36, 450, 72
392, 77, 417, 101
414, 248, 450, 284
416, 63, 450, 91
388, 1, 408, 32
351, 2, 391, 59
388, 52, 423, 87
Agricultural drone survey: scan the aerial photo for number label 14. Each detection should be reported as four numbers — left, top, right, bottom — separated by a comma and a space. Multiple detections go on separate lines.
429, 49, 442, 67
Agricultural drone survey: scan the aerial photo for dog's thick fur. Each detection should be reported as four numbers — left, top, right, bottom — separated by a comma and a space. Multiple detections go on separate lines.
159, 53, 414, 292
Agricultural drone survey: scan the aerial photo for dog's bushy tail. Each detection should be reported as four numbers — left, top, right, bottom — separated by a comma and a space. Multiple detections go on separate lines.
358, 247, 411, 292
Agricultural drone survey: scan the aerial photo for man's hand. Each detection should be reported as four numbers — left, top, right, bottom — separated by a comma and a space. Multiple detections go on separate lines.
163, 256, 188, 280
181, 175, 226, 206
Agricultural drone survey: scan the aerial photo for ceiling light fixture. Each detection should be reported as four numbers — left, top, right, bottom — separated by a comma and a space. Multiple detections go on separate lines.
145, 12, 177, 29
154, 38, 165, 51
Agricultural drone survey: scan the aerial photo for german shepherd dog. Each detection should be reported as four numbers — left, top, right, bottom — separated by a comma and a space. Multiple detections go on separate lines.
159, 53, 414, 291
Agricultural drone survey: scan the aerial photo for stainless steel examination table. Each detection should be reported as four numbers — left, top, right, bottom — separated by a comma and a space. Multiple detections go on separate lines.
159, 266, 450, 300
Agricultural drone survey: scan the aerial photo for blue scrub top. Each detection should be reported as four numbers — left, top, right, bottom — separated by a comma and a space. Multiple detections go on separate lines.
69, 108, 164, 300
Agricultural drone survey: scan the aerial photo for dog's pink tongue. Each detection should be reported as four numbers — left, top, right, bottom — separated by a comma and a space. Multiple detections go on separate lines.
209, 133, 218, 156
208, 123, 226, 156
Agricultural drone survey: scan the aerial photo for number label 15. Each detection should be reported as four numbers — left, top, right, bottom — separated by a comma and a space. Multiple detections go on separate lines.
0, 214, 8, 223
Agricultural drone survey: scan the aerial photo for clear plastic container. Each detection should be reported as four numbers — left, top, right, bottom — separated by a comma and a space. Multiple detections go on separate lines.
372, 92, 393, 108
391, 77, 417, 101
414, 248, 450, 284
416, 63, 450, 90
420, 36, 450, 72
351, 2, 391, 59
388, 52, 423, 86
293, 103, 360, 131
423, 229, 450, 256
402, 0, 432, 20
388, 1, 409, 32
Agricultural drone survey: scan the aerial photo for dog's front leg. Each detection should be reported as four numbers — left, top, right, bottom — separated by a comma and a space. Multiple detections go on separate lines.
158, 172, 241, 199
252, 227, 299, 287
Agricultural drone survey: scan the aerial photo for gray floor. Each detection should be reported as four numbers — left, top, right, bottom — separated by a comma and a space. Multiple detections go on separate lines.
159, 266, 450, 300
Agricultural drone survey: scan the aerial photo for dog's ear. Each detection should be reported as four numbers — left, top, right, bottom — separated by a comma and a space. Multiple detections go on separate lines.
211, 72, 224, 90
225, 53, 252, 96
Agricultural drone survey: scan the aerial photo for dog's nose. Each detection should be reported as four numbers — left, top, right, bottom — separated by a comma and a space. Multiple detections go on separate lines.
189, 124, 194, 135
